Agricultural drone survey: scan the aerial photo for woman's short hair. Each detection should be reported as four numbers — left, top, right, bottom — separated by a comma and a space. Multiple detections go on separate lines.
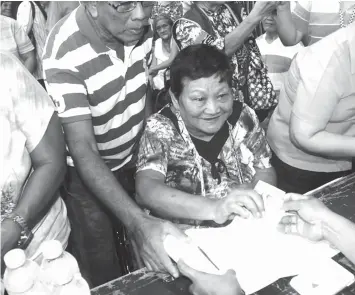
170, 44, 233, 99
153, 14, 173, 33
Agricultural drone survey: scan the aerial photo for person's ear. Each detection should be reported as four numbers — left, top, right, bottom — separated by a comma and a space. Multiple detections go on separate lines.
86, 2, 99, 18
169, 89, 180, 111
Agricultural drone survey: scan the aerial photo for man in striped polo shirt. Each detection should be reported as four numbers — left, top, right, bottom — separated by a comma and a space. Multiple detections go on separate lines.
43, 2, 186, 287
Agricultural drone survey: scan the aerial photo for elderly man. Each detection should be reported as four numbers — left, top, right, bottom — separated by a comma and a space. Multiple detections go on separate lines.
43, 1, 185, 288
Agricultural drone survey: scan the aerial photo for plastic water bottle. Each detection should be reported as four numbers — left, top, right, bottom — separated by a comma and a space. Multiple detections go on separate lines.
53, 269, 90, 295
40, 240, 89, 294
3, 249, 49, 295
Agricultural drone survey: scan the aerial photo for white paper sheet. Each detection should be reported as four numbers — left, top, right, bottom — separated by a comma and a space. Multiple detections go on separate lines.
184, 181, 339, 294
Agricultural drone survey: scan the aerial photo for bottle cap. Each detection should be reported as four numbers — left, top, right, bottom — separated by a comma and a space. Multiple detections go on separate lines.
41, 240, 63, 260
3, 249, 26, 269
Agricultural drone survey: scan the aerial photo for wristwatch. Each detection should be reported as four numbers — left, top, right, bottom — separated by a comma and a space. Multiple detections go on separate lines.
2, 213, 33, 249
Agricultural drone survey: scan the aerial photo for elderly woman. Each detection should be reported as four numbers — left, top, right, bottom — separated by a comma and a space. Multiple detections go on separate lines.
267, 22, 355, 194
172, 1, 279, 123
0, 52, 70, 271
149, 14, 174, 91
136, 44, 276, 226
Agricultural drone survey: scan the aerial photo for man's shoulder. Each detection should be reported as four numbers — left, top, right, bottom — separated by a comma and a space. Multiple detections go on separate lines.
44, 8, 84, 61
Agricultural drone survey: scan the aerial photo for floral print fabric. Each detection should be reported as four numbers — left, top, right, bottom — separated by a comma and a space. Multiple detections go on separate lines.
137, 103, 272, 201
151, 1, 183, 22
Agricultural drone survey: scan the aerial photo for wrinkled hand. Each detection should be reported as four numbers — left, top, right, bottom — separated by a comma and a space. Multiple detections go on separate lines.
250, 1, 279, 20
213, 189, 265, 224
278, 194, 331, 241
130, 214, 189, 278
178, 260, 243, 295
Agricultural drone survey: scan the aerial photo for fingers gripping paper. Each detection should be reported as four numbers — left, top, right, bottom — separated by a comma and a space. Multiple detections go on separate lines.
182, 181, 339, 294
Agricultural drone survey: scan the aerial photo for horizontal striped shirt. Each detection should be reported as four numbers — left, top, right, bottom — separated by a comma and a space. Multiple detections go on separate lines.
292, 1, 355, 46
43, 5, 153, 171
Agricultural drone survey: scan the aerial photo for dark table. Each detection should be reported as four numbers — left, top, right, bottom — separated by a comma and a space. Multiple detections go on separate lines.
92, 173, 355, 295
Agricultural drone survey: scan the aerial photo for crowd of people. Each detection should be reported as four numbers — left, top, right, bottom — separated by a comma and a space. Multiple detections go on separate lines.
1, 1, 355, 295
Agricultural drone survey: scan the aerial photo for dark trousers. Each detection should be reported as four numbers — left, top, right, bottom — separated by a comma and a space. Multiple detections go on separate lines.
63, 166, 137, 288
271, 153, 352, 194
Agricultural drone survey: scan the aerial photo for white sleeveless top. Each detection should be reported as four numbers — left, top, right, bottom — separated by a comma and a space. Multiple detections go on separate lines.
153, 38, 170, 90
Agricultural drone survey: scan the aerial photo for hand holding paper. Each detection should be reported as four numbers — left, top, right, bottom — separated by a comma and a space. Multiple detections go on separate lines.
168, 181, 339, 294
213, 189, 265, 224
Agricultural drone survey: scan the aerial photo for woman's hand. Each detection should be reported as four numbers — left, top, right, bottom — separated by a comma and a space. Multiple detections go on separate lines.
278, 194, 331, 241
178, 260, 244, 295
213, 189, 265, 224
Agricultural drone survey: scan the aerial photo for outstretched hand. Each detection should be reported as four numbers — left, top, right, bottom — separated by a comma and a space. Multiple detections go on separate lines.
278, 194, 331, 241
131, 214, 189, 278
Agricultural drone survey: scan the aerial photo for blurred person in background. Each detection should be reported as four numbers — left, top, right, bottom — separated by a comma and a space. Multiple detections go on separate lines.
256, 13, 303, 100
0, 2, 36, 73
149, 14, 173, 93
17, 1, 49, 89
1, 1, 12, 18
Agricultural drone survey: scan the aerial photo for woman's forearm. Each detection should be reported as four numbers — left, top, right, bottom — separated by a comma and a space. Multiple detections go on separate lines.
224, 14, 261, 56
136, 173, 217, 221
322, 211, 355, 265
291, 128, 355, 158
274, 9, 303, 46
13, 159, 66, 229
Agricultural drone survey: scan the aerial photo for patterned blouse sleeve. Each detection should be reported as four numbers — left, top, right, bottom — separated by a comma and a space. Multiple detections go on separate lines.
174, 18, 225, 50
240, 105, 272, 169
137, 114, 174, 176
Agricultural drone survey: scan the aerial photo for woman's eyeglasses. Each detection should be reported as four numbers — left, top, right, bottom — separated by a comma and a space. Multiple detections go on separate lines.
108, 1, 155, 13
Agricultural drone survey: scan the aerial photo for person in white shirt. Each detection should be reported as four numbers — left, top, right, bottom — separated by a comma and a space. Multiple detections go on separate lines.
17, 1, 48, 88
150, 14, 174, 91
256, 14, 303, 99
